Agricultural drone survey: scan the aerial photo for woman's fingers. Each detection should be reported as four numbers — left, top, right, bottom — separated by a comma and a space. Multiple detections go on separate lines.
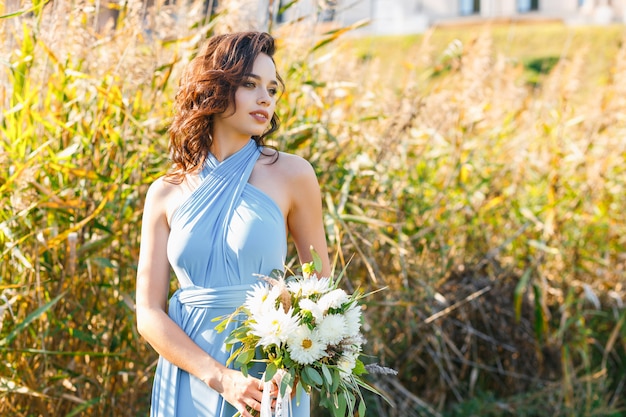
239, 401, 259, 417
225, 372, 285, 416
237, 404, 253, 417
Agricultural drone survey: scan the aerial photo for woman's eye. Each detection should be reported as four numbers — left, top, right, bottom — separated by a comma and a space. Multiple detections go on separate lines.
268, 88, 278, 96
243, 81, 255, 88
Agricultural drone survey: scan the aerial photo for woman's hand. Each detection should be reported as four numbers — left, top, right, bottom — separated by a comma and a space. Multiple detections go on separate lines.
270, 371, 298, 400
205, 368, 277, 417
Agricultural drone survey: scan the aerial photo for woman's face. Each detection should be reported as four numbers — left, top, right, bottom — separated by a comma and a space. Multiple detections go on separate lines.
214, 53, 279, 141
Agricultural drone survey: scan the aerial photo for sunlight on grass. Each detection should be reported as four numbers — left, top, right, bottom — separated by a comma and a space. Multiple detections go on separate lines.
1, 2, 624, 416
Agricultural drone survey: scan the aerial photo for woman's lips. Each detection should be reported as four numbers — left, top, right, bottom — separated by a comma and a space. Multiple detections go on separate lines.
250, 110, 269, 122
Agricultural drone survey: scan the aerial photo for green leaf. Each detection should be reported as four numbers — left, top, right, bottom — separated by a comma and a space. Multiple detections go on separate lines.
345, 391, 356, 414
224, 333, 241, 345
310, 245, 323, 274
295, 378, 305, 405
336, 392, 348, 417
226, 345, 243, 366
355, 377, 393, 404
235, 348, 255, 369
0, 10, 26, 19
532, 283, 546, 342
304, 366, 323, 386
265, 362, 277, 381
300, 369, 314, 387
321, 364, 333, 385
318, 396, 330, 415
514, 268, 532, 321
330, 372, 340, 393
0, 291, 66, 347
279, 372, 293, 397
278, 0, 298, 14
65, 395, 100, 417
358, 399, 366, 416
312, 19, 371, 52
352, 359, 367, 376
327, 393, 341, 417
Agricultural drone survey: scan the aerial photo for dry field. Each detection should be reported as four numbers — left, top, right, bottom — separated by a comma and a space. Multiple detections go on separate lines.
1, 1, 624, 416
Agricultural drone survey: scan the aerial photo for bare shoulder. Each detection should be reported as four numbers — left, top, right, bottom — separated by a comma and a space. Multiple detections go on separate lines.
263, 150, 315, 177
144, 175, 186, 225
146, 176, 178, 201
253, 150, 320, 216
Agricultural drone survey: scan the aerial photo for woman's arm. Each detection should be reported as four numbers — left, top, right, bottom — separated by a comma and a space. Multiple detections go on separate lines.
135, 179, 266, 417
286, 158, 332, 278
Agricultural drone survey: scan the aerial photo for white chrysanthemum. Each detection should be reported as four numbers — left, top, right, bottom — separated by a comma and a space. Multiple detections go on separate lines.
343, 304, 362, 337
298, 298, 324, 322
267, 285, 285, 305
337, 351, 359, 378
342, 333, 366, 351
318, 289, 349, 312
288, 276, 332, 297
287, 325, 327, 365
315, 314, 347, 345
245, 282, 272, 316
250, 307, 299, 348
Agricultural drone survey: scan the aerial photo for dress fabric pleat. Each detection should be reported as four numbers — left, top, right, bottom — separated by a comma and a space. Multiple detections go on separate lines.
150, 140, 310, 416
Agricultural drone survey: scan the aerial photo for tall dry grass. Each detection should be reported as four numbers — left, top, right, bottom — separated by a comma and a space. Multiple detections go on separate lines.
277, 22, 626, 416
1, 1, 625, 416
0, 1, 201, 415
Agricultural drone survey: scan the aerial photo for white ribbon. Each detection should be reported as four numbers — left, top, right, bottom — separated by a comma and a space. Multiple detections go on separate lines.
260, 369, 292, 417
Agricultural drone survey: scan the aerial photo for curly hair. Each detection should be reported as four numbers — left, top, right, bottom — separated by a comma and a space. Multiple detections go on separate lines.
166, 31, 283, 182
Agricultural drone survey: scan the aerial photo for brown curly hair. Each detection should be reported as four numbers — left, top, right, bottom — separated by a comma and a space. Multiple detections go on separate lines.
166, 31, 283, 182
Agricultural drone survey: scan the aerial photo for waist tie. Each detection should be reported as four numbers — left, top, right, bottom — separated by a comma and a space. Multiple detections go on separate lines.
172, 284, 252, 309
168, 284, 253, 327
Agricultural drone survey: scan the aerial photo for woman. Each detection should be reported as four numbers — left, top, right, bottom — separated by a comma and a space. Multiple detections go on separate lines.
135, 31, 331, 417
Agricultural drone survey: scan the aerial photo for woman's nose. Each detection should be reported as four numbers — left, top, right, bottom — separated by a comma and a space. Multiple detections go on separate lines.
257, 90, 271, 105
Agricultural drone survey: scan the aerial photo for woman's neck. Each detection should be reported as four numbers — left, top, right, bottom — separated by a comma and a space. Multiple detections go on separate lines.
209, 137, 251, 162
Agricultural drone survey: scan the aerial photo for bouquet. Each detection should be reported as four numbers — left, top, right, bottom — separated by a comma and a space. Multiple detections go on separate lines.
215, 249, 390, 417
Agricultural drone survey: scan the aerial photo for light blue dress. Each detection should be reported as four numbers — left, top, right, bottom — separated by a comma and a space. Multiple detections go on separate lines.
150, 139, 310, 416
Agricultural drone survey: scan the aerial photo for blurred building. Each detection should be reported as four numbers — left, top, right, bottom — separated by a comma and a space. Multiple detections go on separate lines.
6, 0, 624, 35
280, 0, 626, 34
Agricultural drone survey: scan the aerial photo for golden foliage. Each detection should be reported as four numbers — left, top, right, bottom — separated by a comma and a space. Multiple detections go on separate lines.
0, 2, 624, 416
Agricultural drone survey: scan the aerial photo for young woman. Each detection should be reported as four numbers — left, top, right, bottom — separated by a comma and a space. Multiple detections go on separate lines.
135, 32, 331, 417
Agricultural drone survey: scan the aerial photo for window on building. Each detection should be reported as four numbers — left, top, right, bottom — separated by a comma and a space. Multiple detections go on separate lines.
460, 0, 480, 15
518, 0, 539, 12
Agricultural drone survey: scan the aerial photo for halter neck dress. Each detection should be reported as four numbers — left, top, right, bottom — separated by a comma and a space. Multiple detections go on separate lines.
149, 139, 310, 416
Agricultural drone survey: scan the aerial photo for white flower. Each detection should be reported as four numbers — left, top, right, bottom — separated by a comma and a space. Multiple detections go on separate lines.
245, 282, 272, 316
288, 276, 332, 297
341, 334, 365, 358
315, 314, 347, 345
287, 325, 327, 365
318, 289, 349, 312
298, 298, 324, 322
337, 351, 359, 378
343, 304, 362, 337
250, 307, 299, 348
